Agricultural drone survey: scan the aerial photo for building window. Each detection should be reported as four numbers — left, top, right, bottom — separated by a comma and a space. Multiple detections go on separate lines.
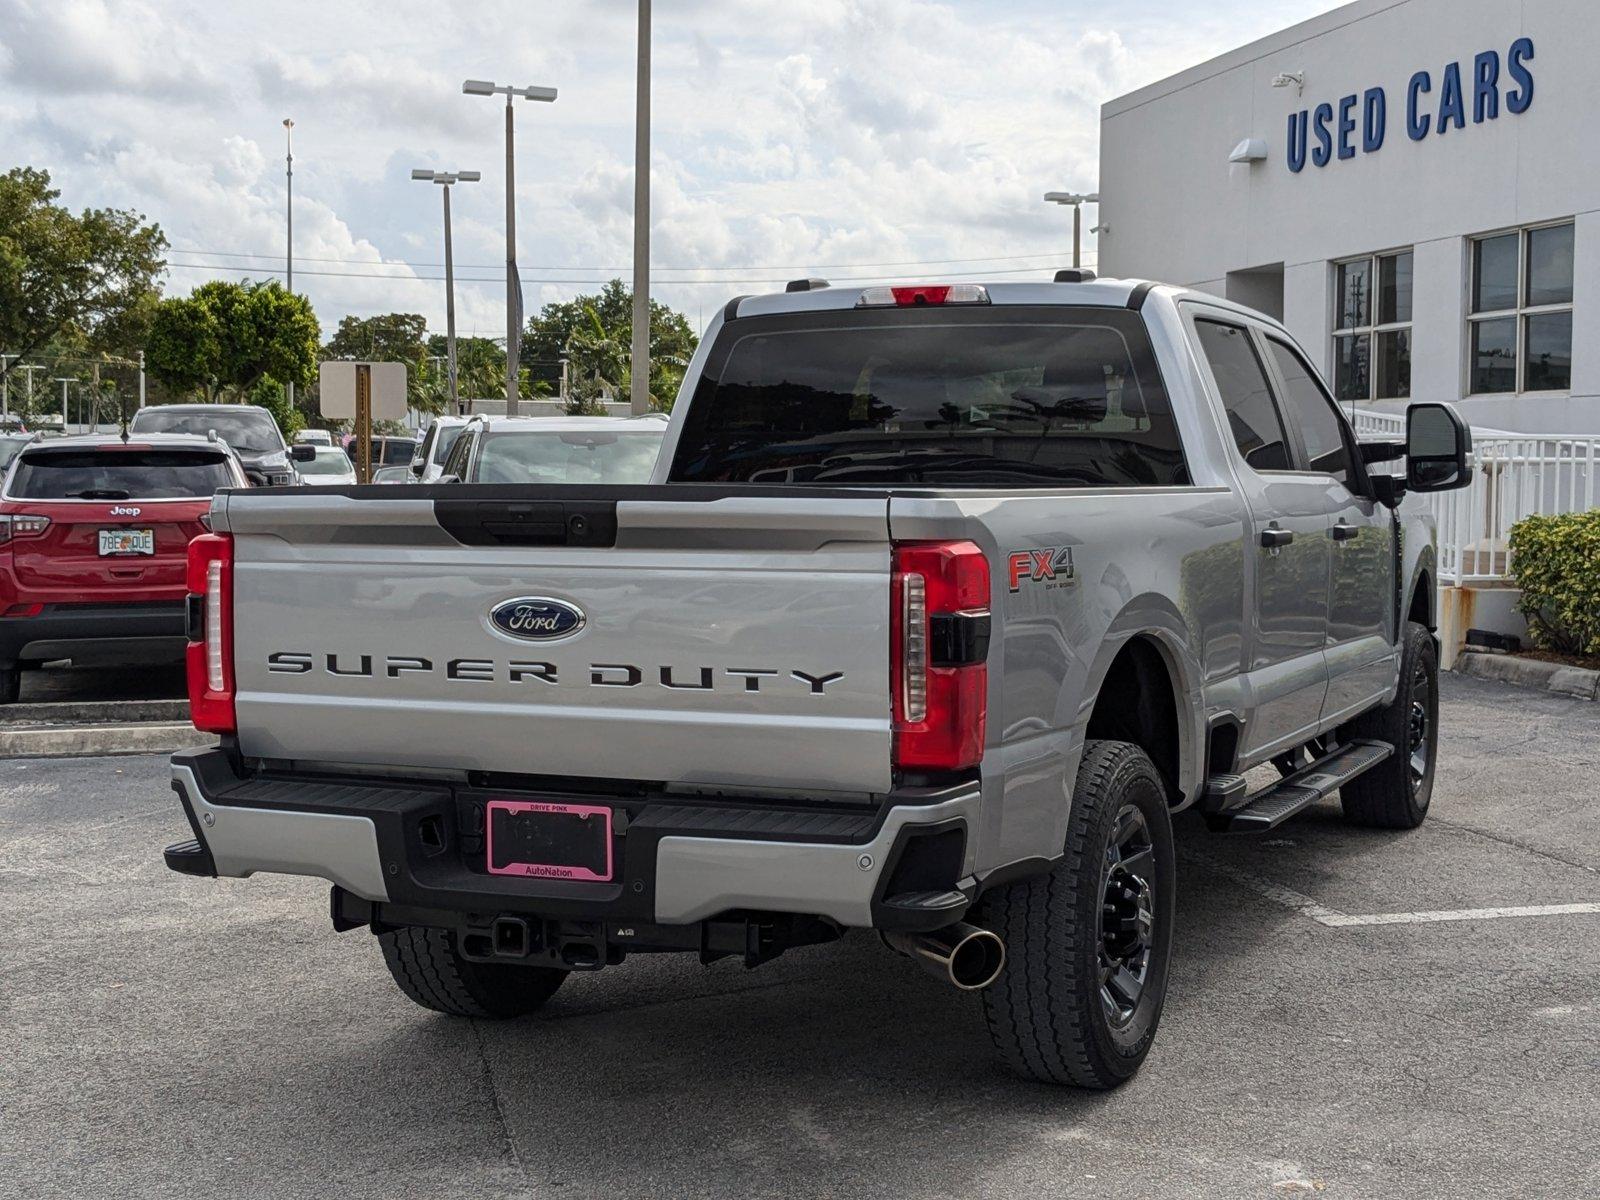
1469, 222, 1575, 394
1332, 250, 1412, 403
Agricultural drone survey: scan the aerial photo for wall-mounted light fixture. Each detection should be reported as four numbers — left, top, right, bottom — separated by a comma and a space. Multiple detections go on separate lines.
1229, 138, 1270, 164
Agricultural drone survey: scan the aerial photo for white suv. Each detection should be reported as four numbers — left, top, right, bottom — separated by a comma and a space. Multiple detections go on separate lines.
411, 417, 471, 483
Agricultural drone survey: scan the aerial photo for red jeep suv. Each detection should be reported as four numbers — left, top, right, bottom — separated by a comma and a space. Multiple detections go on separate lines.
0, 434, 246, 703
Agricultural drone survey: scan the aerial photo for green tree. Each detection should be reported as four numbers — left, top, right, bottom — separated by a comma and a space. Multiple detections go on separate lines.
428, 334, 507, 405
145, 279, 320, 403
0, 166, 167, 384
249, 377, 305, 439
522, 279, 698, 411
323, 312, 433, 412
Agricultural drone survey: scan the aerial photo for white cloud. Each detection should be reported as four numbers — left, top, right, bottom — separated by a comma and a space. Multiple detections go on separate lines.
0, 0, 1338, 335
0, 0, 219, 100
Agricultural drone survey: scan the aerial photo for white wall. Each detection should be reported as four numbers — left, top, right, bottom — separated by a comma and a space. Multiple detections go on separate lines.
1099, 0, 1600, 434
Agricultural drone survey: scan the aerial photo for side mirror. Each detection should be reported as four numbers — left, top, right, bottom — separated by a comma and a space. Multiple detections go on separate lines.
289, 443, 317, 463
1406, 402, 1472, 492
409, 458, 425, 476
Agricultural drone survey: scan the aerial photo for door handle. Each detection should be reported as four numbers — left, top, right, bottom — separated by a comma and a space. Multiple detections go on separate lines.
1260, 528, 1294, 550
1331, 522, 1360, 542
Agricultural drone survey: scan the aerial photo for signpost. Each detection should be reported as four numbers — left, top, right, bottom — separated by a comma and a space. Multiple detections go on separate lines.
319, 361, 408, 483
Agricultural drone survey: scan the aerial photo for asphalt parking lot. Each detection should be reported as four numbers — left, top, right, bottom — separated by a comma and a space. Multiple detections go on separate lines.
2, 673, 1596, 1200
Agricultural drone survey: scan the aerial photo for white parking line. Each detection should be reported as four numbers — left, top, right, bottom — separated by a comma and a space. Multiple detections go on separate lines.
1182, 852, 1600, 929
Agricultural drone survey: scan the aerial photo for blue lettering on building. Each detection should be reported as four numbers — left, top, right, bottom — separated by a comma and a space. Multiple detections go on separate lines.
1286, 39, 1535, 171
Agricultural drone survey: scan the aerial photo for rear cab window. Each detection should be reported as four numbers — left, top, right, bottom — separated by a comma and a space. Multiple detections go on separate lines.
7, 448, 238, 500
669, 306, 1189, 488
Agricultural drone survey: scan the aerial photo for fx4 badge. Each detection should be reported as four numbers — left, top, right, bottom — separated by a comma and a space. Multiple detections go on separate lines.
1008, 547, 1076, 593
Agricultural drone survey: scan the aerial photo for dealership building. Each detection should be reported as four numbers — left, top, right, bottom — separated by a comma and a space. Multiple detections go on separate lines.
1098, 0, 1597, 435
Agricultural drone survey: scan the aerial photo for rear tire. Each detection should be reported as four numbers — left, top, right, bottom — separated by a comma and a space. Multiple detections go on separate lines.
0, 667, 19, 705
378, 926, 568, 1018
977, 740, 1177, 1089
1338, 622, 1438, 830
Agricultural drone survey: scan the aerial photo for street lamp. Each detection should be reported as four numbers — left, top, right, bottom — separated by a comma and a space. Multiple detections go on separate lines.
14, 363, 44, 425
462, 78, 558, 416
1044, 191, 1101, 270
284, 118, 295, 415
52, 377, 77, 432
412, 168, 481, 414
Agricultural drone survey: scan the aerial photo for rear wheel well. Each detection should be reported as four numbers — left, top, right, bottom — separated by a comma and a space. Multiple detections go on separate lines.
1409, 570, 1434, 630
1085, 637, 1180, 803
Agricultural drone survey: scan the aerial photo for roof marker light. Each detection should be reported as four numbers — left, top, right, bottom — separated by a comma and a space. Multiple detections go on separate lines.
857, 284, 992, 309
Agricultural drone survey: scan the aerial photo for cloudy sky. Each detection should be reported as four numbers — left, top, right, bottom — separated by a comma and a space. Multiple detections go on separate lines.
0, 0, 1334, 340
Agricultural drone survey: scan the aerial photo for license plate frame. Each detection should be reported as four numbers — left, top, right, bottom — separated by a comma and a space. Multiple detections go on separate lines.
98, 528, 155, 557
484, 799, 614, 882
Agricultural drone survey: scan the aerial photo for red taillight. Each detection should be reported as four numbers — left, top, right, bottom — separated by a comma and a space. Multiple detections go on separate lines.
0, 514, 51, 543
891, 541, 990, 771
186, 533, 235, 734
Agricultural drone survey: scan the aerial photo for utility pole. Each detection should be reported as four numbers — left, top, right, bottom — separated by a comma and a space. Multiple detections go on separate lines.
284, 118, 295, 415
462, 80, 557, 418
631, 0, 652, 416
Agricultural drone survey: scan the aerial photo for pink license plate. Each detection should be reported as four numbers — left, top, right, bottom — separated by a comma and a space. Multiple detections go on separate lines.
485, 800, 614, 882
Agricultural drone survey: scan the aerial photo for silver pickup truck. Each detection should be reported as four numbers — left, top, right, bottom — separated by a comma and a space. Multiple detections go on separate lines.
163, 276, 1472, 1089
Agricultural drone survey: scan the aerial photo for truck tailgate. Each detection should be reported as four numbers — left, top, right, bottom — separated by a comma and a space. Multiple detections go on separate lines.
221, 490, 894, 794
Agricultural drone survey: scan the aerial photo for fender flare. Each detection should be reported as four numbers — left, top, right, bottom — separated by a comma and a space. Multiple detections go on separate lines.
1074, 594, 1206, 805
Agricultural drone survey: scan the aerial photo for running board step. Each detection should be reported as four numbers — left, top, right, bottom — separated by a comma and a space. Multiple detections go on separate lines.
1212, 740, 1393, 833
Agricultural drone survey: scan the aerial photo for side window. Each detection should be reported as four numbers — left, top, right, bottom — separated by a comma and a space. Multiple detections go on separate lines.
1194, 320, 1292, 472
1265, 339, 1355, 485
441, 429, 474, 480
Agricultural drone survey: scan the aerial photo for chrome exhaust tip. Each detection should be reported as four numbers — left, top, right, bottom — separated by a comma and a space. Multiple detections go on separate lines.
883, 922, 1006, 992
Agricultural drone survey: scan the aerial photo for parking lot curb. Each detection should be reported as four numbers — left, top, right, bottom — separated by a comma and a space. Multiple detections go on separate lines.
1455, 650, 1600, 700
0, 699, 191, 726
0, 723, 215, 759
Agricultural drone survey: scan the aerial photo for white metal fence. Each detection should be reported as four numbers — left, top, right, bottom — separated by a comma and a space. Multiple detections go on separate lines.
1352, 409, 1600, 586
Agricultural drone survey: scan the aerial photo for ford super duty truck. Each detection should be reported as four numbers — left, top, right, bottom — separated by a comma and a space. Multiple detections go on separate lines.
162, 276, 1472, 1089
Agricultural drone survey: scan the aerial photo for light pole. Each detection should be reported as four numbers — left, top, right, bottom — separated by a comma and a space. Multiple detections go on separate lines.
462, 78, 557, 417
137, 349, 146, 409
16, 363, 43, 426
53, 377, 77, 432
284, 118, 295, 415
412, 169, 481, 414
0, 355, 14, 424
1044, 192, 1101, 270
632, 0, 652, 416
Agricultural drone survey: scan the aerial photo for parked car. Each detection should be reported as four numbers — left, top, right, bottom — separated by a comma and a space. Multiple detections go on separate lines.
370, 466, 413, 484
410, 416, 470, 482
293, 429, 334, 447
0, 433, 248, 703
342, 435, 419, 470
130, 404, 303, 487
162, 276, 1472, 1089
0, 433, 33, 472
437, 415, 666, 484
295, 446, 358, 487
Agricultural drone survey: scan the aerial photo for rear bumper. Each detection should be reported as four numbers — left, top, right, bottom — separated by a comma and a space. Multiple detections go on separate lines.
0, 601, 186, 666
165, 747, 980, 931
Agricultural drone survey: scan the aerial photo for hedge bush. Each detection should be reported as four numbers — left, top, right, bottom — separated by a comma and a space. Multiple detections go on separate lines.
1509, 510, 1600, 657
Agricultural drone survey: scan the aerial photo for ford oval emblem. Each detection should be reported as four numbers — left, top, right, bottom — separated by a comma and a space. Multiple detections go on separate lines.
489, 596, 586, 642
